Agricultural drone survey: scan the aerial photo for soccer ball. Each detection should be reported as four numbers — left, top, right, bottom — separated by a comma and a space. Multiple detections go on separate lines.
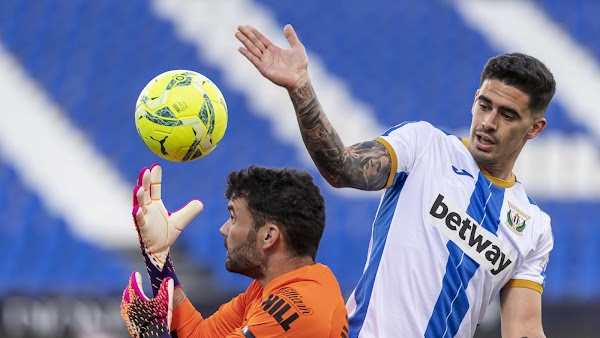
134, 70, 228, 162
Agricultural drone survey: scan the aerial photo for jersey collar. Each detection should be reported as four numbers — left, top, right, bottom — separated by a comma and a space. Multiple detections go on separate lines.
461, 139, 516, 188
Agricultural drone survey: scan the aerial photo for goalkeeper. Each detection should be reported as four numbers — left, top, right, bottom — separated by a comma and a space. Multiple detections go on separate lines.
121, 164, 349, 338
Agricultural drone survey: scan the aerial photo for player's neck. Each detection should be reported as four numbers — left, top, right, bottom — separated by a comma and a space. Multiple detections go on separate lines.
478, 161, 514, 182
257, 255, 315, 287
463, 139, 517, 183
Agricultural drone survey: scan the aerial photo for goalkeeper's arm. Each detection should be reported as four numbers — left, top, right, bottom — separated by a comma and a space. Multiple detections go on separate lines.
132, 163, 203, 296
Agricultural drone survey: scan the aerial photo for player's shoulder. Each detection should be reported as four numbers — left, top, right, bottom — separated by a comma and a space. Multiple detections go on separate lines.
382, 120, 434, 135
256, 265, 347, 335
266, 264, 344, 308
272, 264, 341, 296
511, 183, 553, 234
528, 197, 552, 233
513, 182, 551, 219
381, 121, 461, 141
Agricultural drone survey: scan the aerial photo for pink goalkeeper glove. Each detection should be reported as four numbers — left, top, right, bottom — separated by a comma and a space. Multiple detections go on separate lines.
133, 163, 203, 295
121, 271, 173, 338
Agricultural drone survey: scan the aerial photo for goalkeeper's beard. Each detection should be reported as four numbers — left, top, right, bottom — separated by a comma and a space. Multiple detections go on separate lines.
225, 228, 265, 280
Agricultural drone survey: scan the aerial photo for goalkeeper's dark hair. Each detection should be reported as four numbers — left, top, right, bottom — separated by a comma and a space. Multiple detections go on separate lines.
225, 166, 325, 261
481, 53, 556, 116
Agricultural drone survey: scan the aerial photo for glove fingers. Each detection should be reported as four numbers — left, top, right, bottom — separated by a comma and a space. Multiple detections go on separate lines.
141, 168, 152, 206
132, 271, 150, 301
121, 272, 138, 337
171, 199, 204, 231
167, 278, 174, 330
135, 185, 147, 215
122, 271, 136, 304
150, 163, 162, 200
132, 185, 142, 208
133, 205, 146, 228
156, 277, 174, 331
137, 167, 148, 186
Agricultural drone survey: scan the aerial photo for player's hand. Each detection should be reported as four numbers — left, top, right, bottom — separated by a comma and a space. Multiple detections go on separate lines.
133, 163, 203, 271
121, 271, 173, 338
236, 24, 309, 91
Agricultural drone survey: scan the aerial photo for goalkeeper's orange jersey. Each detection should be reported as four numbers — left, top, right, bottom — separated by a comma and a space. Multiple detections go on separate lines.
171, 263, 349, 338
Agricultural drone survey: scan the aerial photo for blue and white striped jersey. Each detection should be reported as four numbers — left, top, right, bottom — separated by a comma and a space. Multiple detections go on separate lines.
346, 121, 553, 338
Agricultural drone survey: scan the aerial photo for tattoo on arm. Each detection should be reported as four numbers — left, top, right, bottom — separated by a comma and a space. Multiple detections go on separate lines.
289, 82, 392, 190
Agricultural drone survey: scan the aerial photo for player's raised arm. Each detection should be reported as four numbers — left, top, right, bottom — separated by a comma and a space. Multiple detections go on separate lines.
290, 80, 392, 191
236, 24, 392, 191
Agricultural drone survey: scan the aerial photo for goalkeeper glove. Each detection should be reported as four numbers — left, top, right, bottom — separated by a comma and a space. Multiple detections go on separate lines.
121, 271, 173, 338
132, 163, 203, 296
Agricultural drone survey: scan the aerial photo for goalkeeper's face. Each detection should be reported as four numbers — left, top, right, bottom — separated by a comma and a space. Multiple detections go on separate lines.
220, 197, 265, 280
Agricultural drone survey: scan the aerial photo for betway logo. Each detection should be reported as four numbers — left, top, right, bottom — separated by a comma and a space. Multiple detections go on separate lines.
426, 194, 515, 279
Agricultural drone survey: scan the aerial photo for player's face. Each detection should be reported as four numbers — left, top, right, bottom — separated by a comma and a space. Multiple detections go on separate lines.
220, 197, 264, 279
468, 79, 546, 178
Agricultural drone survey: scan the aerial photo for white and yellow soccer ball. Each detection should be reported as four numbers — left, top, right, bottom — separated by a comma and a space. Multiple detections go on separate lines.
135, 70, 228, 162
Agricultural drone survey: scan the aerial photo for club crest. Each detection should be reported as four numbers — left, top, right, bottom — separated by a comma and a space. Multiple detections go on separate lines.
506, 202, 530, 236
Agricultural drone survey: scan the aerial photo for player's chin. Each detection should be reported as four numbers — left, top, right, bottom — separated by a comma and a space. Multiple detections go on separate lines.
225, 258, 234, 271
470, 148, 495, 163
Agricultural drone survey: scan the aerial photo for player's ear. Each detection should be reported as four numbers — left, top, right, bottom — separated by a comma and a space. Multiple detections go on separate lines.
260, 223, 281, 250
526, 116, 547, 140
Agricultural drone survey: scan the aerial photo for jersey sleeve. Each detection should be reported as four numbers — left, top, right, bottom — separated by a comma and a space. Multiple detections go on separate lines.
171, 282, 261, 338
375, 121, 436, 188
504, 213, 553, 294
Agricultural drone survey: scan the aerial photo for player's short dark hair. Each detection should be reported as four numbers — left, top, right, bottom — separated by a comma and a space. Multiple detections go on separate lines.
225, 166, 325, 260
480, 53, 556, 116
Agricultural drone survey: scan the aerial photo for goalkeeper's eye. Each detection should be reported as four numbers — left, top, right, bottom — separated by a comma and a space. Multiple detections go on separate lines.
227, 204, 237, 224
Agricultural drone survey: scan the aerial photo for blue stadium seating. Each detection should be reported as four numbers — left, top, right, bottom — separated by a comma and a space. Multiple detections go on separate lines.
534, 0, 600, 60
0, 0, 598, 302
0, 161, 130, 297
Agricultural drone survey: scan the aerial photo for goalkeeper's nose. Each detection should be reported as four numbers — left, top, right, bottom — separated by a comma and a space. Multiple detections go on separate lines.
220, 219, 231, 237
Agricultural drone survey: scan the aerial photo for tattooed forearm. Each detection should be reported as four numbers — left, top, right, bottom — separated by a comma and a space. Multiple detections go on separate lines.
290, 81, 314, 109
292, 82, 346, 186
289, 81, 392, 190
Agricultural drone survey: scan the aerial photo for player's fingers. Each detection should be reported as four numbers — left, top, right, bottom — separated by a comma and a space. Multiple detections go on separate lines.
238, 46, 261, 68
132, 271, 150, 301
149, 163, 162, 200
283, 24, 301, 48
170, 199, 204, 231
235, 31, 262, 59
248, 24, 275, 49
236, 25, 266, 56
135, 185, 147, 215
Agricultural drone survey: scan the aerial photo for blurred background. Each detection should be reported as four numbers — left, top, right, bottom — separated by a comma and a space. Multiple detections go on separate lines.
0, 0, 598, 337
